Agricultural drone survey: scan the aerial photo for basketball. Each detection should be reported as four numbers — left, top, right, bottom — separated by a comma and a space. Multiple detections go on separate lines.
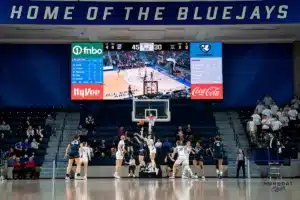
139, 120, 145, 125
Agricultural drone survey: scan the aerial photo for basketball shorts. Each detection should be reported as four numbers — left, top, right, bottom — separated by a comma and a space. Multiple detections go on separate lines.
80, 157, 89, 163
69, 154, 80, 159
174, 156, 186, 165
149, 148, 156, 154
116, 151, 124, 160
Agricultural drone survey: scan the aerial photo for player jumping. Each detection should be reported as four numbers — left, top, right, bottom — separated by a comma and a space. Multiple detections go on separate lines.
134, 133, 159, 175
214, 136, 224, 179
114, 135, 126, 178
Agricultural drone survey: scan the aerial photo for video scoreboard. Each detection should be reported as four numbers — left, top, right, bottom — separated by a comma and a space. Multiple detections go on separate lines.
70, 42, 223, 100
104, 42, 189, 51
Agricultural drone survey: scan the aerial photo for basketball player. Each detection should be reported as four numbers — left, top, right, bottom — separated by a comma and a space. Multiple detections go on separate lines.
134, 133, 159, 175
134, 134, 146, 171
193, 142, 205, 180
169, 140, 186, 179
128, 85, 133, 98
182, 141, 197, 179
114, 135, 126, 178
165, 148, 178, 177
79, 142, 91, 180
64, 135, 82, 180
147, 113, 155, 134
214, 136, 224, 179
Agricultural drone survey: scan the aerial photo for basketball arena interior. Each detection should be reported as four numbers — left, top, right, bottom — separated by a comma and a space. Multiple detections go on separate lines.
1, 0, 300, 199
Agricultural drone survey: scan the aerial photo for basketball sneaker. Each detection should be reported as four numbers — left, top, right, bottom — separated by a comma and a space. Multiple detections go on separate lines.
191, 175, 198, 179
182, 175, 189, 179
169, 176, 175, 179
75, 175, 84, 180
114, 173, 121, 179
201, 176, 206, 180
83, 176, 87, 180
133, 174, 136, 178
65, 176, 70, 181
155, 168, 159, 175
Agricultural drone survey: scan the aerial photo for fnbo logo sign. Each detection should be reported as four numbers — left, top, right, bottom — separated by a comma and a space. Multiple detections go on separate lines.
71, 43, 103, 57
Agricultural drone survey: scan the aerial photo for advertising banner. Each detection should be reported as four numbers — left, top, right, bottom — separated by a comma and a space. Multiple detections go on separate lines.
0, 0, 298, 25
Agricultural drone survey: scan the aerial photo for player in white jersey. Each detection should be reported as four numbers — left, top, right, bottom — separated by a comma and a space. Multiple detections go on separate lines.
169, 140, 186, 179
79, 142, 91, 180
182, 141, 197, 179
114, 135, 126, 178
134, 133, 159, 175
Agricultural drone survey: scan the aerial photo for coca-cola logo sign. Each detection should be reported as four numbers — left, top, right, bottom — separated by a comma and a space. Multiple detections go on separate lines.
192, 86, 220, 96
190, 84, 223, 99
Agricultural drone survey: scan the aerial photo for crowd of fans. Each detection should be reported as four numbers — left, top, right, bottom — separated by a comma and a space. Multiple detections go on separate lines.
246, 94, 300, 161
0, 114, 56, 180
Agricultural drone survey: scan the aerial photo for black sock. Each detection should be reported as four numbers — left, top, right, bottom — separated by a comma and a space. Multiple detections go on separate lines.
66, 174, 69, 177
77, 173, 80, 176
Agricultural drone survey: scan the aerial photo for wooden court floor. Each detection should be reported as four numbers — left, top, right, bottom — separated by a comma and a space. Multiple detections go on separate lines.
0, 178, 298, 200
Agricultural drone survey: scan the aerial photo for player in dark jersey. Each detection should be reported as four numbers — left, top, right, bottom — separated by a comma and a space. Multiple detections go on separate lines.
213, 136, 224, 179
165, 148, 178, 177
64, 135, 82, 180
193, 141, 205, 180
117, 67, 121, 79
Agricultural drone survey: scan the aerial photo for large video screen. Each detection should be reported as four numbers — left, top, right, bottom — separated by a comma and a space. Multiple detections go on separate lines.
70, 42, 222, 100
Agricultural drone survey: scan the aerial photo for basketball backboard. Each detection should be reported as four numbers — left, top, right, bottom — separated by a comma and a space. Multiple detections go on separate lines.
132, 99, 170, 122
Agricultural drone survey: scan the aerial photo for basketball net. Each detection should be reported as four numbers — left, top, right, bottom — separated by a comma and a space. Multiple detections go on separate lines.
147, 116, 156, 127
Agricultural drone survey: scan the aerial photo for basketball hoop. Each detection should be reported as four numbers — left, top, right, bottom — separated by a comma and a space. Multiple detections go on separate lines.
147, 116, 156, 127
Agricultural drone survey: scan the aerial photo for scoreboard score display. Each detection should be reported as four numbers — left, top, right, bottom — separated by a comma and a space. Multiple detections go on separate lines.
70, 42, 223, 100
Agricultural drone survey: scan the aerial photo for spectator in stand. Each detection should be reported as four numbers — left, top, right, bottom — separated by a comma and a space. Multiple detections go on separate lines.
5, 148, 16, 160
100, 140, 106, 155
26, 126, 35, 140
78, 125, 88, 142
255, 101, 265, 114
251, 110, 261, 130
13, 157, 24, 179
155, 139, 162, 149
111, 143, 117, 158
15, 140, 23, 157
271, 117, 282, 138
35, 127, 44, 142
85, 115, 95, 133
0, 121, 11, 131
185, 124, 193, 140
45, 114, 55, 136
262, 106, 272, 117
23, 117, 31, 130
279, 112, 289, 128
118, 126, 125, 137
25, 156, 36, 179
94, 147, 101, 158
291, 95, 300, 110
288, 106, 298, 128
261, 116, 271, 143
247, 117, 257, 144
263, 94, 273, 106
270, 101, 279, 115
283, 105, 291, 115
276, 108, 283, 118
31, 138, 39, 154
23, 139, 31, 155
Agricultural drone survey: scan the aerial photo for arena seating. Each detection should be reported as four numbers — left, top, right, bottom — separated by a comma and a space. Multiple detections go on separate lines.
239, 108, 298, 165
80, 101, 228, 166
0, 109, 55, 167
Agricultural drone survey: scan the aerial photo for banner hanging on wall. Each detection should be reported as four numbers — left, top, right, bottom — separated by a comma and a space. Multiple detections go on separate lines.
0, 0, 299, 25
